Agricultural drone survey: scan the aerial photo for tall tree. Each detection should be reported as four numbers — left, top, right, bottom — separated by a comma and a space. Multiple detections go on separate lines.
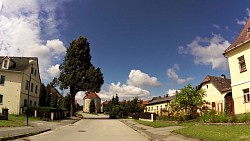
89, 99, 96, 113
59, 36, 104, 116
171, 84, 206, 117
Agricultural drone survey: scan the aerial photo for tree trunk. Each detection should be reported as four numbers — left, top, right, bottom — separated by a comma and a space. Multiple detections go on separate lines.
70, 94, 75, 117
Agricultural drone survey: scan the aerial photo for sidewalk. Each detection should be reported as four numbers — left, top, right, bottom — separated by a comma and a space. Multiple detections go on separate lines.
0, 117, 81, 141
120, 119, 199, 141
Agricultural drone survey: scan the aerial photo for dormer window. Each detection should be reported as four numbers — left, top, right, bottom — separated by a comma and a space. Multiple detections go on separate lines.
2, 59, 8, 69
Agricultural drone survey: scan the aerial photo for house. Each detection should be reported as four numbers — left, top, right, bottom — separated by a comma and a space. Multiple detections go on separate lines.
224, 18, 250, 114
144, 95, 175, 116
200, 75, 232, 113
0, 56, 41, 114
83, 91, 101, 113
101, 100, 109, 113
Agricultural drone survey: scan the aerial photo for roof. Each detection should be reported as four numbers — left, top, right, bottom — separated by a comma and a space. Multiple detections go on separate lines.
224, 18, 250, 53
0, 56, 38, 71
101, 100, 109, 105
142, 100, 149, 105
83, 91, 101, 99
146, 95, 175, 105
201, 75, 231, 93
50, 86, 62, 97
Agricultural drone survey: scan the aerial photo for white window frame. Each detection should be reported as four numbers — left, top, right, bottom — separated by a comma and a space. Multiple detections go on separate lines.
243, 88, 250, 103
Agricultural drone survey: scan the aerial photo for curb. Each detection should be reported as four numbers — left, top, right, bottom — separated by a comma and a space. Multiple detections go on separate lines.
0, 128, 51, 141
120, 120, 153, 141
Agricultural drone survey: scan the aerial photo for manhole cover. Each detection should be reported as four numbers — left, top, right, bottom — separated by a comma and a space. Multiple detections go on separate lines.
78, 130, 86, 132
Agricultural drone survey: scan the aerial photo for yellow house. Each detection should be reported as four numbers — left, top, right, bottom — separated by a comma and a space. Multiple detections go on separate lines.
0, 56, 41, 114
224, 18, 250, 114
200, 75, 232, 113
83, 91, 101, 113
144, 95, 175, 116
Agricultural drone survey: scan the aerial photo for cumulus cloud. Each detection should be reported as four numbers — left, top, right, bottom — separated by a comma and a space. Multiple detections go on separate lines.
167, 64, 194, 84
127, 70, 162, 88
212, 24, 220, 30
0, 0, 68, 82
235, 8, 250, 25
166, 89, 180, 97
177, 34, 230, 70
47, 64, 60, 78
97, 70, 162, 101
98, 82, 151, 101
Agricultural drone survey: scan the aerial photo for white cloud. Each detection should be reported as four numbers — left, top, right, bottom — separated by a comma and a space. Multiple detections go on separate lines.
75, 91, 85, 106
127, 70, 162, 88
167, 64, 194, 84
47, 64, 60, 78
235, 8, 250, 25
166, 89, 180, 97
98, 82, 151, 101
178, 34, 230, 70
212, 24, 220, 30
0, 0, 68, 82
97, 70, 162, 101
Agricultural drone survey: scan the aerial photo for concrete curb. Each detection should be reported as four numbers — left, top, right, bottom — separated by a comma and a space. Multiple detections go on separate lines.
0, 128, 51, 141
120, 120, 153, 141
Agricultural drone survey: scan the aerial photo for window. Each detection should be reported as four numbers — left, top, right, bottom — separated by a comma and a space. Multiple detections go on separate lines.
30, 100, 32, 106
31, 83, 34, 92
243, 88, 250, 103
3, 60, 8, 68
0, 75, 5, 85
238, 56, 247, 72
25, 80, 29, 90
35, 85, 38, 93
34, 70, 37, 76
31, 67, 34, 74
156, 106, 158, 110
34, 101, 37, 106
0, 95, 3, 104
206, 85, 208, 89
24, 99, 27, 107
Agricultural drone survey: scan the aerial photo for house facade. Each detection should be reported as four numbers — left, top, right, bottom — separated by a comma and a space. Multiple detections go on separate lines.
200, 75, 232, 113
0, 56, 41, 114
144, 96, 175, 116
83, 91, 101, 113
224, 18, 250, 114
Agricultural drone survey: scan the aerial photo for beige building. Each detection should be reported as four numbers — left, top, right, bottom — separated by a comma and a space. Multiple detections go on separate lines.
200, 75, 232, 113
224, 18, 250, 114
83, 91, 101, 113
0, 56, 41, 114
144, 96, 175, 116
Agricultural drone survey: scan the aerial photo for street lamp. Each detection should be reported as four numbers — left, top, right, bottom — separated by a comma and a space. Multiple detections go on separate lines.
27, 60, 35, 126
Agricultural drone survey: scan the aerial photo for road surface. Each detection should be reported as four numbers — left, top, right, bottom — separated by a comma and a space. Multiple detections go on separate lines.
15, 114, 148, 141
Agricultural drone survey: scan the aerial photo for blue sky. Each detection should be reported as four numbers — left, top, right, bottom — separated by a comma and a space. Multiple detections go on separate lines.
0, 0, 249, 103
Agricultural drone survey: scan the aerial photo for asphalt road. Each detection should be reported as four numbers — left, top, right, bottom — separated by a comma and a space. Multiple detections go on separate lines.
15, 115, 148, 141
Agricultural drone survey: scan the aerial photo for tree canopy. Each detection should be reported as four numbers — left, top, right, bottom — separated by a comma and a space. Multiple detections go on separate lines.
59, 36, 104, 116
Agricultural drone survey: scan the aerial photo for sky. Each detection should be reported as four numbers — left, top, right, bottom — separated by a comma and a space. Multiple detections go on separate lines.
0, 0, 249, 105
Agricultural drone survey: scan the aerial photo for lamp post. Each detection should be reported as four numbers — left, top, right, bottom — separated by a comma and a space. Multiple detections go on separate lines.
27, 60, 35, 126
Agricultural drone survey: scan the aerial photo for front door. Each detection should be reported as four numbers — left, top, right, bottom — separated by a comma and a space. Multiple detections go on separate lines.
224, 92, 234, 115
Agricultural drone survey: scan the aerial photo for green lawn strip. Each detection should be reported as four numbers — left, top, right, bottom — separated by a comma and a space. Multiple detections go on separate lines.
174, 124, 250, 141
135, 120, 177, 128
0, 115, 40, 127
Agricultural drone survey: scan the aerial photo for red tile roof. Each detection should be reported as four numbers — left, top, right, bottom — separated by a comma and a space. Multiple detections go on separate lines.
224, 18, 250, 53
201, 75, 231, 93
83, 91, 101, 99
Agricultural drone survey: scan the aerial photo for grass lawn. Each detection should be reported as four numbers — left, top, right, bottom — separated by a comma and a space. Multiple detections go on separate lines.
0, 115, 39, 127
136, 120, 250, 141
175, 124, 250, 141
135, 120, 177, 128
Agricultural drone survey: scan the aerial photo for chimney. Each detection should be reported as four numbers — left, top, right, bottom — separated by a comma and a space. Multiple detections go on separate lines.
221, 74, 226, 79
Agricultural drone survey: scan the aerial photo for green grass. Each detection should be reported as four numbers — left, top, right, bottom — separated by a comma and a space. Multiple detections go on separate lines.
0, 115, 40, 127
135, 120, 177, 128
175, 124, 250, 141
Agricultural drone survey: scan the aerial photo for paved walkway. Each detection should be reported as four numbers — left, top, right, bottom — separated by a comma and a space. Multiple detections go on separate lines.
0, 117, 81, 140
121, 119, 199, 141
